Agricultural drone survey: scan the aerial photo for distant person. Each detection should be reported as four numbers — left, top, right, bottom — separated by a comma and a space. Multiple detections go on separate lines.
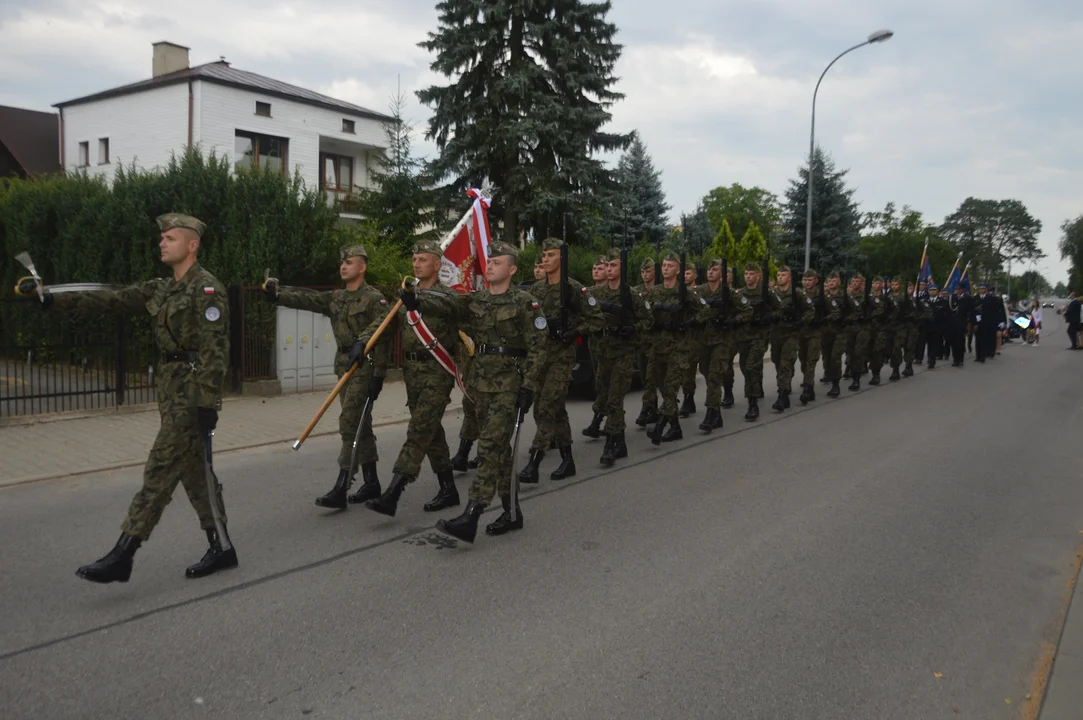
1065, 293, 1081, 349
1029, 299, 1042, 345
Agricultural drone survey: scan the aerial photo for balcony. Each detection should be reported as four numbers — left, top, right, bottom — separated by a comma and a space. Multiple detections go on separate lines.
319, 135, 383, 223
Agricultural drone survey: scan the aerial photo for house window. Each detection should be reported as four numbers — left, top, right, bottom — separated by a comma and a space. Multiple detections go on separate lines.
255, 101, 271, 117
98, 138, 110, 165
78, 141, 89, 167
319, 153, 353, 191
342, 119, 355, 134
234, 131, 289, 176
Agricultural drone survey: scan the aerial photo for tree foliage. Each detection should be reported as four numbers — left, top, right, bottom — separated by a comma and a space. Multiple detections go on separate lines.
603, 131, 670, 246
939, 197, 1043, 271
417, 0, 631, 244
701, 183, 781, 245
679, 202, 711, 255
859, 203, 956, 281
778, 147, 863, 274
1054, 281, 1068, 297
1058, 215, 1083, 294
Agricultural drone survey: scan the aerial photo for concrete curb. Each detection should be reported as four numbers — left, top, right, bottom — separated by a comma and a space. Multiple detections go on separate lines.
1037, 540, 1083, 719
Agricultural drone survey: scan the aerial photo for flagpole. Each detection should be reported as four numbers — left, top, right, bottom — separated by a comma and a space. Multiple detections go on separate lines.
438, 188, 491, 252
916, 237, 929, 288
944, 250, 963, 289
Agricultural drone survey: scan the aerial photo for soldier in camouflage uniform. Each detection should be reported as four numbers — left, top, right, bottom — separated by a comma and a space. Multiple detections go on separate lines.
843, 274, 869, 392
517, 238, 604, 483
585, 255, 609, 429
887, 276, 911, 381
796, 269, 822, 405
264, 244, 391, 510
362, 239, 464, 518
697, 259, 742, 431
866, 276, 893, 385
16, 214, 236, 583
769, 266, 801, 412
679, 262, 705, 418
633, 257, 659, 427
584, 248, 648, 465
820, 270, 846, 398
717, 267, 741, 410
733, 262, 780, 421
644, 252, 709, 443
450, 346, 479, 473
904, 282, 919, 375
431, 242, 544, 543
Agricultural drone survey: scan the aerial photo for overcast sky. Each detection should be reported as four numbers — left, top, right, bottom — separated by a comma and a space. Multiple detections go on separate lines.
2, 0, 1080, 283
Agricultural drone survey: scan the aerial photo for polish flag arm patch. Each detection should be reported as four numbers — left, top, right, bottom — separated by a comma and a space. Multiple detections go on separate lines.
203, 286, 215, 295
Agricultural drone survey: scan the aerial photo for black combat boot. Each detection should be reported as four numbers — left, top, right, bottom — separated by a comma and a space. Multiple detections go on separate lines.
518, 449, 544, 484
185, 529, 238, 579
611, 431, 628, 459
799, 384, 814, 405
582, 413, 604, 439
316, 469, 352, 509
450, 439, 473, 472
635, 405, 650, 427
648, 416, 668, 445
782, 390, 791, 409
699, 408, 723, 432
345, 462, 381, 505
927, 359, 936, 369
903, 362, 914, 377
599, 434, 617, 467
869, 372, 881, 386
849, 375, 860, 391
744, 399, 759, 421
843, 368, 852, 380
550, 446, 576, 480
435, 499, 485, 543
721, 387, 735, 409
889, 367, 901, 381
423, 469, 460, 512
771, 390, 786, 412
827, 381, 841, 398
485, 495, 524, 536
75, 533, 142, 584
366, 472, 411, 517
820, 375, 830, 384
679, 393, 696, 418
467, 452, 479, 469
661, 417, 683, 442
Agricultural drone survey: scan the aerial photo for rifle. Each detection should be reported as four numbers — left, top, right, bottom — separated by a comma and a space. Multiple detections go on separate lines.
790, 270, 799, 323
559, 242, 570, 337
863, 271, 871, 321
619, 245, 631, 330
841, 273, 849, 323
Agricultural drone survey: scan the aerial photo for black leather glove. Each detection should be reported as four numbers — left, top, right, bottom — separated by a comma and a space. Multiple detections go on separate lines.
547, 320, 563, 341
618, 325, 635, 339
197, 407, 218, 433
346, 339, 366, 369
262, 277, 279, 302
399, 287, 420, 312
516, 386, 534, 415
599, 300, 621, 313
656, 302, 681, 313
369, 375, 384, 401
561, 328, 579, 343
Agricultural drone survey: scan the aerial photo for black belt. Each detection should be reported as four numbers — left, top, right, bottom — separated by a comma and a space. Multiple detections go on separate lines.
602, 326, 622, 336
476, 344, 527, 358
403, 351, 433, 362
161, 350, 198, 363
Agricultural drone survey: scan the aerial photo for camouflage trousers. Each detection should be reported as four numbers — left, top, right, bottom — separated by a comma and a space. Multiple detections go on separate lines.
121, 408, 224, 541
736, 328, 769, 399
820, 327, 844, 381
469, 388, 518, 505
457, 354, 478, 441
639, 336, 658, 411
337, 366, 379, 472
393, 361, 454, 479
529, 345, 574, 452
703, 336, 735, 408
681, 338, 708, 396
651, 333, 690, 418
770, 327, 800, 393
593, 341, 636, 433
891, 323, 917, 368
798, 330, 822, 388
845, 324, 871, 376
869, 324, 891, 372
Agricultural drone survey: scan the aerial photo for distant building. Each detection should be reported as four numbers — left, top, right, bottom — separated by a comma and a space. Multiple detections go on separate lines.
0, 105, 61, 178
54, 41, 394, 220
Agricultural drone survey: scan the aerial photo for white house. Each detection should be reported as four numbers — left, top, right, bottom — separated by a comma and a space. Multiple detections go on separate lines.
54, 41, 393, 220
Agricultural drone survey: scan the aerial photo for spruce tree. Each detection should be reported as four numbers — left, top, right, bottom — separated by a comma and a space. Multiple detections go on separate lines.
607, 131, 670, 245
779, 147, 863, 274
417, 0, 631, 243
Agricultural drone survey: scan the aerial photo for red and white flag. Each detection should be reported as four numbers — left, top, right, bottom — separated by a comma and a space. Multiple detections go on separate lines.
439, 188, 493, 294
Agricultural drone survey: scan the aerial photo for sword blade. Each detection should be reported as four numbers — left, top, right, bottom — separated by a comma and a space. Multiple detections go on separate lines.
508, 407, 525, 523
348, 392, 375, 475
202, 429, 233, 551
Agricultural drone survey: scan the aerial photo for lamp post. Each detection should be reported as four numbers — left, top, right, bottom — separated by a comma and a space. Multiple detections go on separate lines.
803, 29, 894, 272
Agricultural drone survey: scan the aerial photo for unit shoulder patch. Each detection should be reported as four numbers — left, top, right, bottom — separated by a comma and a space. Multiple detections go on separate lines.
205, 306, 221, 322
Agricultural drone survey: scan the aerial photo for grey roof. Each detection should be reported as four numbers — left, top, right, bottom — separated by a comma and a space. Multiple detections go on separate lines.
0, 105, 60, 176
54, 61, 394, 121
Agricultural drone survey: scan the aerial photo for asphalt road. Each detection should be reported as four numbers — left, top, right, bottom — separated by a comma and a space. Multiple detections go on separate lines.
2, 342, 1081, 720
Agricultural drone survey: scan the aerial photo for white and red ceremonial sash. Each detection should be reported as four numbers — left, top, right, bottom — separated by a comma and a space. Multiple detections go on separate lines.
406, 309, 471, 400
439, 188, 493, 294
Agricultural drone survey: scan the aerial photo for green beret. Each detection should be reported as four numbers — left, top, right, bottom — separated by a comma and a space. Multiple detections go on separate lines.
606, 248, 621, 261
662, 251, 680, 263
707, 257, 723, 268
411, 239, 443, 257
340, 244, 368, 260
804, 268, 819, 278
685, 262, 698, 273
745, 262, 761, 272
851, 272, 864, 280
777, 265, 791, 273
157, 213, 206, 237
827, 270, 841, 280
891, 275, 904, 283
640, 258, 655, 271
488, 241, 519, 259
594, 256, 608, 266
541, 237, 564, 251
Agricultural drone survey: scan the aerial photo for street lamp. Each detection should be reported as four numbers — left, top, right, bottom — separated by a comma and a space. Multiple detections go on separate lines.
803, 29, 894, 272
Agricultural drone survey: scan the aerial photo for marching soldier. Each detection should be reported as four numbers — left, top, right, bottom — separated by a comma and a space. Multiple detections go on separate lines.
644, 252, 709, 442
867, 276, 892, 384
733, 262, 780, 420
588, 255, 609, 412
264, 244, 391, 509
769, 266, 800, 412
679, 262, 705, 418
925, 283, 950, 368
449, 347, 479, 473
972, 282, 999, 362
696, 259, 733, 432
796, 269, 823, 404
517, 238, 604, 483
719, 267, 738, 409
948, 283, 971, 366
431, 242, 544, 543
16, 213, 236, 582
843, 274, 869, 391
820, 271, 846, 398
633, 257, 659, 427
363, 239, 464, 517
886, 276, 911, 380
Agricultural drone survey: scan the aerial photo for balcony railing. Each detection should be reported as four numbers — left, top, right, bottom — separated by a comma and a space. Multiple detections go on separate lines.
323, 187, 365, 215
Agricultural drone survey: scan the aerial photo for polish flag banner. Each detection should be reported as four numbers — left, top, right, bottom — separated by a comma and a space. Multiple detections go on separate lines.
439, 188, 493, 294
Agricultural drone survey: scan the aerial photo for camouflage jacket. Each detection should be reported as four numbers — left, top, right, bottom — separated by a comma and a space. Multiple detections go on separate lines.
734, 283, 780, 336
644, 282, 710, 339
845, 294, 867, 325
868, 291, 892, 324
53, 263, 229, 409
529, 277, 605, 350
592, 283, 651, 347
424, 286, 545, 393
890, 291, 912, 324
822, 289, 845, 327
358, 281, 460, 373
276, 282, 391, 377
770, 284, 801, 329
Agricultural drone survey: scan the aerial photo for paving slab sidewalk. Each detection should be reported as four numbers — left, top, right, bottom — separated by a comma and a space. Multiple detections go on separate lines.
0, 379, 461, 488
